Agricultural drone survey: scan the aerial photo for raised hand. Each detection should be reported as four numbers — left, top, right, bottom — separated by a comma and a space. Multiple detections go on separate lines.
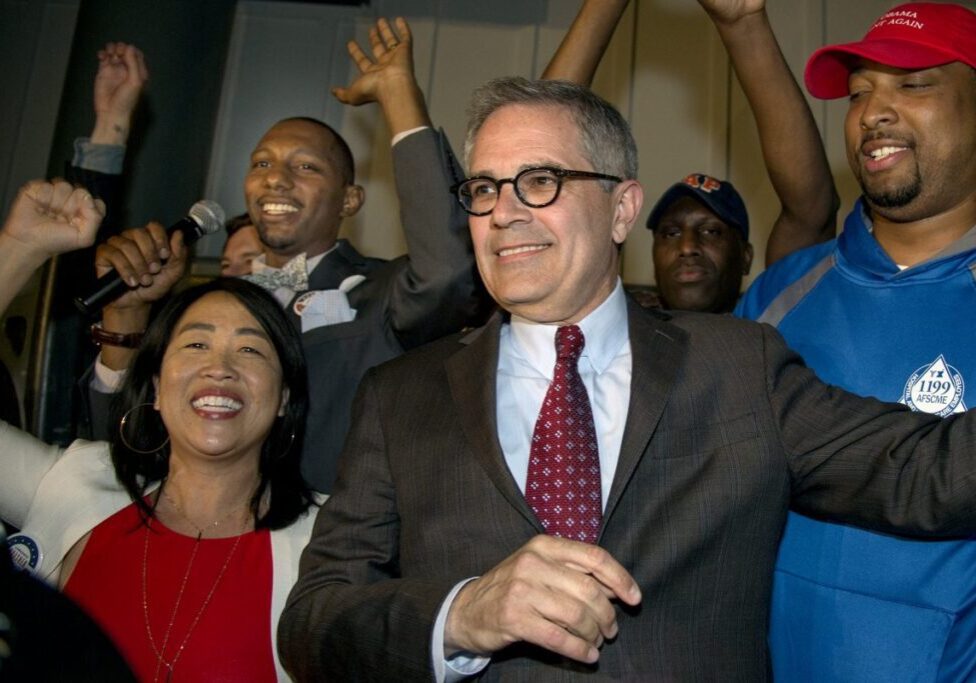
444, 535, 641, 663
2, 180, 104, 259
94, 222, 187, 310
0, 179, 105, 314
333, 17, 430, 134
92, 42, 149, 145
697, 0, 765, 25
333, 17, 415, 106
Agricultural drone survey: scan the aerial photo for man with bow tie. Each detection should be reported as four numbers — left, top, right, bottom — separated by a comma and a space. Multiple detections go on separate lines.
86, 18, 486, 492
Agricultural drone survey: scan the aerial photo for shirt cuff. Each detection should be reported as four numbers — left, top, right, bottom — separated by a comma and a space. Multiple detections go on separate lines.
92, 354, 126, 393
431, 578, 490, 683
391, 126, 429, 148
72, 137, 125, 174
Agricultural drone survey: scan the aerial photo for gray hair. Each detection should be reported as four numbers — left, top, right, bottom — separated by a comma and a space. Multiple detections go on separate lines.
463, 77, 638, 183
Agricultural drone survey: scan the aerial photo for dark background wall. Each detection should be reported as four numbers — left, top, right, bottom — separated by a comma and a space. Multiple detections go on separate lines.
2, 0, 236, 443
47, 0, 237, 230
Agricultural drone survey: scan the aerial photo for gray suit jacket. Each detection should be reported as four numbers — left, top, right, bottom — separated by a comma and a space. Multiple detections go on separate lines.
290, 127, 487, 490
279, 300, 976, 681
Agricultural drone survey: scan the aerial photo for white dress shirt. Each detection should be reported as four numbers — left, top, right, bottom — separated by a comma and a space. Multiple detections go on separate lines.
433, 280, 633, 682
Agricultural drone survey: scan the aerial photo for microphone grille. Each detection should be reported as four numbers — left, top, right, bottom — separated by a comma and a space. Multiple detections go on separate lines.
188, 200, 226, 235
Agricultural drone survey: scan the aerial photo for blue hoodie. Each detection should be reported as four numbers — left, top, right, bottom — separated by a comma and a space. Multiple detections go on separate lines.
736, 199, 976, 682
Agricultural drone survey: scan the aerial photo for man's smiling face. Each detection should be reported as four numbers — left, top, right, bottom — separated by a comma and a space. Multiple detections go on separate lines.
846, 60, 976, 222
466, 103, 636, 325
245, 119, 362, 266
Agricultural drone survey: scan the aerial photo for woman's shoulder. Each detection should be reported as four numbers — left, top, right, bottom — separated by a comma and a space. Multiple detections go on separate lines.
267, 495, 326, 571
273, 493, 327, 545
51, 438, 116, 479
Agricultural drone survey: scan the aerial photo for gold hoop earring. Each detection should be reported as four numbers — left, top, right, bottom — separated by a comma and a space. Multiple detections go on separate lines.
119, 402, 170, 455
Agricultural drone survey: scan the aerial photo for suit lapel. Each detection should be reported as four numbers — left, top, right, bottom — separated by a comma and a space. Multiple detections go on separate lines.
603, 301, 688, 524
305, 239, 365, 291
285, 241, 367, 326
445, 314, 543, 531
444, 302, 689, 536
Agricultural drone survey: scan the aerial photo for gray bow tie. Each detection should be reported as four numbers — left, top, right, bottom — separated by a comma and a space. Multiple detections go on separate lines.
244, 253, 309, 293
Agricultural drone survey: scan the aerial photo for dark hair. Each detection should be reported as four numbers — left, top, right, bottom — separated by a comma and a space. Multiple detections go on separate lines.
224, 212, 253, 238
109, 278, 313, 530
277, 116, 356, 186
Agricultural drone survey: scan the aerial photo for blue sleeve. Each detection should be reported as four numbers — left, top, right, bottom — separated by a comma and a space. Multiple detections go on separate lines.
71, 137, 125, 174
734, 241, 836, 321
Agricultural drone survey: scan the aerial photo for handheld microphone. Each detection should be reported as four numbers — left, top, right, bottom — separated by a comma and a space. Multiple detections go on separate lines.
74, 200, 226, 317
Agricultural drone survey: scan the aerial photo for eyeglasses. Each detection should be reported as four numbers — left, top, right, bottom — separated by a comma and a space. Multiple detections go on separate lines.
451, 166, 622, 216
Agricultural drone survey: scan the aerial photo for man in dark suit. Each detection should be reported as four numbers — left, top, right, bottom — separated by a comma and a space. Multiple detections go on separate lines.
278, 76, 976, 681
238, 110, 483, 489
88, 19, 486, 492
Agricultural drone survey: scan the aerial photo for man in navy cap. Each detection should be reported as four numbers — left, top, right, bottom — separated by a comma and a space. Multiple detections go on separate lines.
646, 173, 753, 313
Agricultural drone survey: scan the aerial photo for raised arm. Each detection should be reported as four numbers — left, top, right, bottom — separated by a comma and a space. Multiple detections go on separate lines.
542, 0, 630, 85
67, 42, 149, 238
700, 0, 838, 265
0, 181, 104, 316
332, 17, 430, 136
335, 17, 487, 348
90, 42, 149, 147
0, 177, 93, 519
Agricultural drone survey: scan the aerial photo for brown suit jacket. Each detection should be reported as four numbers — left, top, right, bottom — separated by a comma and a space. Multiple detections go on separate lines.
279, 300, 976, 681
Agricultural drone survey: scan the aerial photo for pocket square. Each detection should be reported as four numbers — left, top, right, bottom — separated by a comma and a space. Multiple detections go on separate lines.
295, 289, 358, 333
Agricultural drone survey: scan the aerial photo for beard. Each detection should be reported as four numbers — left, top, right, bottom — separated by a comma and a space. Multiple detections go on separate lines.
860, 163, 923, 209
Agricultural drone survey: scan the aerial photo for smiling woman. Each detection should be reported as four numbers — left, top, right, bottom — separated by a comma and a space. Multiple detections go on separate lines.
73, 280, 315, 682
109, 279, 311, 527
0, 180, 320, 683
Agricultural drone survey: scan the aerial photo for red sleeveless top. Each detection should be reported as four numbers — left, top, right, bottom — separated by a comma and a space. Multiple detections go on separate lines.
64, 503, 276, 682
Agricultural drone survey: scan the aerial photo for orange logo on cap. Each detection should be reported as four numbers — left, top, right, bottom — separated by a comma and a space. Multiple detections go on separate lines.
682, 174, 722, 193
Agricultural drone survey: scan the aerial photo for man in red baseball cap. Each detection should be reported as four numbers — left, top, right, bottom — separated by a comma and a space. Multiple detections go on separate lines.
805, 2, 976, 99
737, 3, 976, 681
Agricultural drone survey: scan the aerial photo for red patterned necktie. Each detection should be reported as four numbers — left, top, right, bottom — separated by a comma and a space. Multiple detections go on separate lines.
525, 325, 602, 544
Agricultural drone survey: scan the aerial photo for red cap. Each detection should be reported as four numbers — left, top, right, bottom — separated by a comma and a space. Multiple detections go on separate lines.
805, 2, 976, 100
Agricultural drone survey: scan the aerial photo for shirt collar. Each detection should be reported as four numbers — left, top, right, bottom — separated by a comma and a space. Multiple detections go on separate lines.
507, 280, 629, 378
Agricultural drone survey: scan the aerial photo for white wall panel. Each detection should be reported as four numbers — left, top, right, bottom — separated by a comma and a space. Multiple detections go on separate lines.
625, 0, 728, 284
727, 0, 825, 282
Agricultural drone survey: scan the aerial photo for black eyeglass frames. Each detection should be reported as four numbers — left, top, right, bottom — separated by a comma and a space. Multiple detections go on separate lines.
450, 166, 622, 216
